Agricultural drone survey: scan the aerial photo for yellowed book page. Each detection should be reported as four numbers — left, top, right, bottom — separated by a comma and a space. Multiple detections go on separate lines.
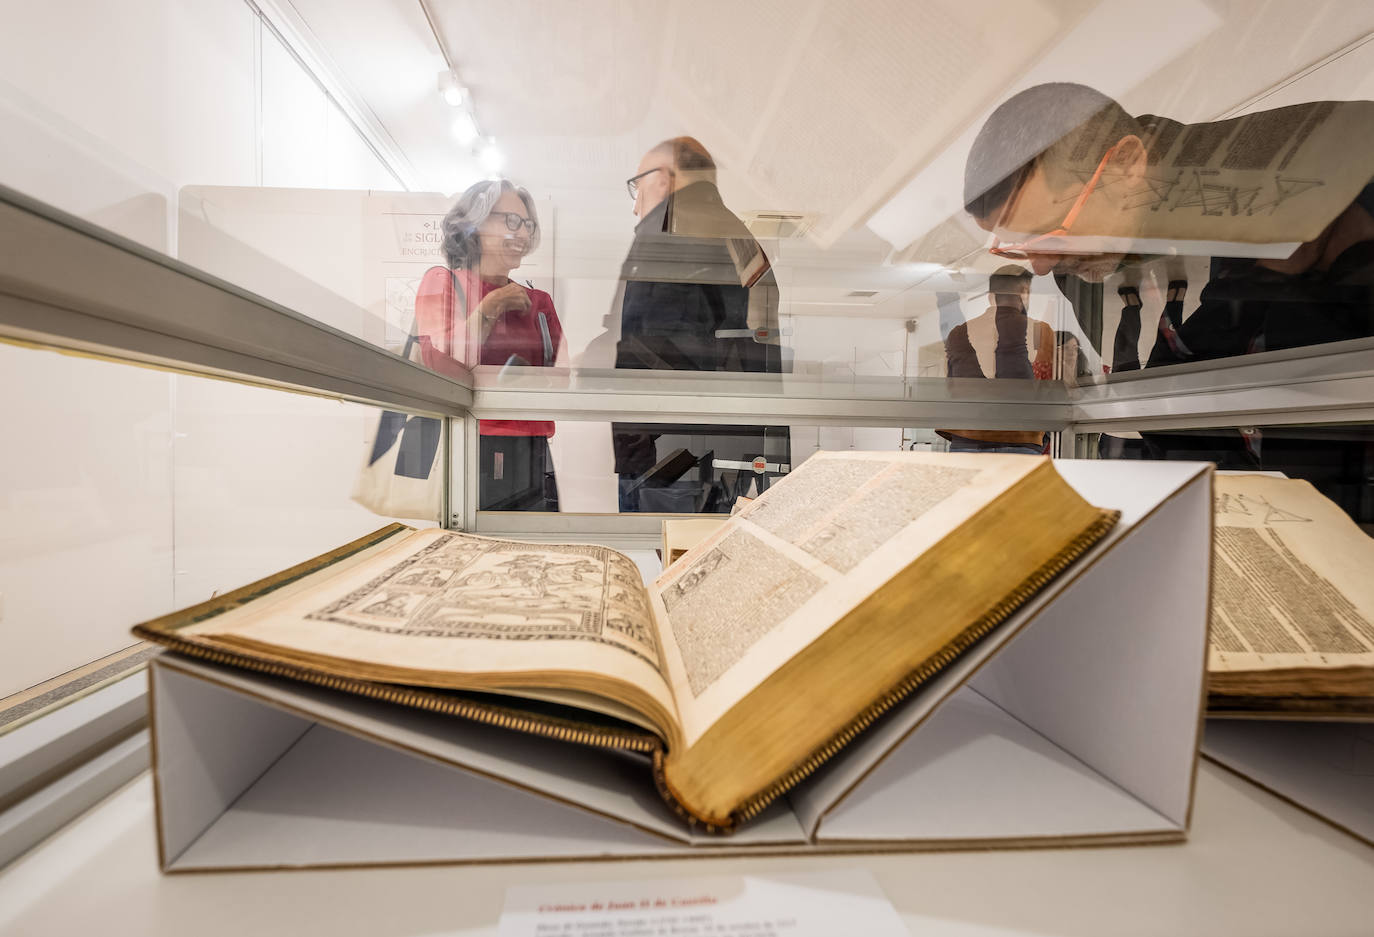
185, 529, 677, 730
1210, 475, 1374, 674
649, 451, 1043, 747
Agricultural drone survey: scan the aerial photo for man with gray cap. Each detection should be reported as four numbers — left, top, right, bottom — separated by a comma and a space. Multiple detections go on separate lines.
962, 82, 1374, 368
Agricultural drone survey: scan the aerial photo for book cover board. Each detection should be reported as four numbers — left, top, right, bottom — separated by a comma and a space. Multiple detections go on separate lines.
148, 460, 1212, 871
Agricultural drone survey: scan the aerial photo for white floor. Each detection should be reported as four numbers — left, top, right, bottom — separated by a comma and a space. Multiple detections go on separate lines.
0, 762, 1371, 937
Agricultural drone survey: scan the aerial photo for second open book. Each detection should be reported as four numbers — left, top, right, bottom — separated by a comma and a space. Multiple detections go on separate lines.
136, 452, 1120, 830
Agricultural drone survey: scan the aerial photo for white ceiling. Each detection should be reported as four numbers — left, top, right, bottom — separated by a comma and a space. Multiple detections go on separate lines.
426, 1, 665, 137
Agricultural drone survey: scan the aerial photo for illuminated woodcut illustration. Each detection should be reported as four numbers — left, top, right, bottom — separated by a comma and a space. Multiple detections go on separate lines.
308, 533, 662, 668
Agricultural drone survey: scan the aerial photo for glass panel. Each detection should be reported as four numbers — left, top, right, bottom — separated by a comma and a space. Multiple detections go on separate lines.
390, 2, 1374, 474
477, 420, 1050, 516
0, 0, 257, 257
4, 1, 1373, 378
1091, 424, 1374, 532
0, 341, 440, 700
7, 2, 1369, 405
167, 372, 443, 608
554, 423, 792, 515
6, 0, 1374, 683
0, 344, 173, 699
175, 24, 411, 349
0, 0, 417, 356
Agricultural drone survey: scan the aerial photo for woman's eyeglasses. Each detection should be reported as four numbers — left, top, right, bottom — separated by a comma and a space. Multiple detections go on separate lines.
989, 142, 1122, 259
492, 211, 537, 235
626, 166, 673, 199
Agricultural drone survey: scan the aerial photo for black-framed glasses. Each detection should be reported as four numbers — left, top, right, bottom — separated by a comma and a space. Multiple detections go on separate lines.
626, 166, 673, 199
491, 211, 537, 235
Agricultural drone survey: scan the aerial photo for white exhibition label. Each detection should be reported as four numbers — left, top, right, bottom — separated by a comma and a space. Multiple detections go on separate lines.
498, 868, 909, 936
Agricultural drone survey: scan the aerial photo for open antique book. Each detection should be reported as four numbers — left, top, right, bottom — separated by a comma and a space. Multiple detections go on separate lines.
1208, 474, 1374, 717
134, 452, 1116, 830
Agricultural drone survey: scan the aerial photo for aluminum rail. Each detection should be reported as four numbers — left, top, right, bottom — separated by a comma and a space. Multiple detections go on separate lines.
1069, 341, 1374, 432
468, 372, 1072, 430
0, 184, 473, 418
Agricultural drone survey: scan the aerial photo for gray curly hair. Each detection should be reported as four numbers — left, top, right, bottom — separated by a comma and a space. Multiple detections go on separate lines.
440, 178, 541, 269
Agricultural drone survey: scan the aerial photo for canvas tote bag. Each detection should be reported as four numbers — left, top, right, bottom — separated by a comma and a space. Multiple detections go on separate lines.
350, 269, 467, 521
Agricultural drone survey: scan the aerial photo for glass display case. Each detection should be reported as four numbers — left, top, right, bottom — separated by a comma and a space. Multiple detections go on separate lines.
4, 0, 1374, 697
2, 0, 1372, 668
3, 0, 1374, 920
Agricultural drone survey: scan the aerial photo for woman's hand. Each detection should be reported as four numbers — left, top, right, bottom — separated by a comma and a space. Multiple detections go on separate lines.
479, 282, 532, 317
476, 282, 531, 341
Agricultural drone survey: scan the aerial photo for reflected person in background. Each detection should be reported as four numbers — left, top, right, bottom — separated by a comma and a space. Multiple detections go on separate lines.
413, 179, 566, 511
962, 82, 1374, 368
612, 136, 788, 512
1112, 271, 1188, 372
617, 136, 781, 371
936, 265, 1054, 455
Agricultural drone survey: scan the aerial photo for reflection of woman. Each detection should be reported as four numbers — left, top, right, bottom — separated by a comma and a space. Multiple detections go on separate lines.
414, 180, 565, 511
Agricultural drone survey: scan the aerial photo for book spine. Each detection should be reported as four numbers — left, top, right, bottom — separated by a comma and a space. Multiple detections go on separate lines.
139, 636, 662, 754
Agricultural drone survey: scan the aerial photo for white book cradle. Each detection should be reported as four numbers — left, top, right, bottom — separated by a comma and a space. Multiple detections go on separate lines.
147, 460, 1213, 871
1203, 719, 1374, 846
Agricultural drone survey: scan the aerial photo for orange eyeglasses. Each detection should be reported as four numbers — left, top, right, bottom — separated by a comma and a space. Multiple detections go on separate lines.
989, 142, 1122, 259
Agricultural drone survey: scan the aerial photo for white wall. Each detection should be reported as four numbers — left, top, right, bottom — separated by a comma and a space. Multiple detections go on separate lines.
0, 352, 175, 692
0, 0, 410, 697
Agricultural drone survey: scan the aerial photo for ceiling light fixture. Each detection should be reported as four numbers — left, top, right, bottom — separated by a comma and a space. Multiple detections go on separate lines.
437, 70, 466, 108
